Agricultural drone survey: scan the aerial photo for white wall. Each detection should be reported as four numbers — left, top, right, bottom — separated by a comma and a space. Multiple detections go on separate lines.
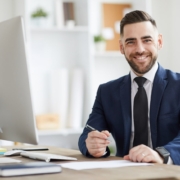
12, 0, 25, 18
0, 0, 13, 22
151, 0, 172, 70
171, 0, 180, 72
133, 0, 152, 15
0, 0, 25, 22
151, 0, 180, 73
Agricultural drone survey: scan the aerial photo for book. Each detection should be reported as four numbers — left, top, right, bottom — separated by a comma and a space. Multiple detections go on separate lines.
63, 2, 75, 26
0, 162, 61, 177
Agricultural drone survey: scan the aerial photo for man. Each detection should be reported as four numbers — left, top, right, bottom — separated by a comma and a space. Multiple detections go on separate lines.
78, 10, 180, 165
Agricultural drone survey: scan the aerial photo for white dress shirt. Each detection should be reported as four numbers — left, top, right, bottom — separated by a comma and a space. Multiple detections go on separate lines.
129, 61, 172, 164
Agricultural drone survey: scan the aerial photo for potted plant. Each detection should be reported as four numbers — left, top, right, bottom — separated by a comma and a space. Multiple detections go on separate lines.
31, 8, 48, 27
94, 35, 106, 52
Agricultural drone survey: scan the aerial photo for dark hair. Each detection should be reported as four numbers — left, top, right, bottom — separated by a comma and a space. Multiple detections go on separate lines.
120, 10, 157, 36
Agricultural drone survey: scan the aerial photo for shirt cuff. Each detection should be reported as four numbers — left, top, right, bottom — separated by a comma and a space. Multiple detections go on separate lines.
167, 156, 174, 164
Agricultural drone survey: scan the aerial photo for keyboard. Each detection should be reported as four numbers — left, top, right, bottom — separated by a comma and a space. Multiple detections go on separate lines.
20, 152, 77, 162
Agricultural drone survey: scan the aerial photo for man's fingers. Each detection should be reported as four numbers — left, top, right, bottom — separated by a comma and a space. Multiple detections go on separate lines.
93, 150, 106, 158
128, 144, 149, 162
91, 138, 110, 145
135, 152, 147, 162
86, 129, 110, 158
89, 141, 109, 149
86, 133, 110, 145
127, 145, 163, 163
123, 155, 130, 160
141, 155, 153, 163
101, 130, 110, 137
90, 147, 106, 154
88, 131, 108, 139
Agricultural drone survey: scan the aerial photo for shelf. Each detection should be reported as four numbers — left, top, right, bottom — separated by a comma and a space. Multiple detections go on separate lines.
30, 26, 88, 33
38, 128, 83, 136
94, 51, 124, 58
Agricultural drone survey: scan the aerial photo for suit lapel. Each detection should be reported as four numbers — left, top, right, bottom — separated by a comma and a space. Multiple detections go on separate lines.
120, 74, 132, 155
150, 64, 168, 148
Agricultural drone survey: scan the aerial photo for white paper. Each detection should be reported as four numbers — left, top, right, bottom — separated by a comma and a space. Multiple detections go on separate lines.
59, 160, 153, 170
0, 158, 21, 163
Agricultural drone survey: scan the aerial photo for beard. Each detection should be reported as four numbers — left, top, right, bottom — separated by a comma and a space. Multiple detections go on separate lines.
124, 52, 158, 75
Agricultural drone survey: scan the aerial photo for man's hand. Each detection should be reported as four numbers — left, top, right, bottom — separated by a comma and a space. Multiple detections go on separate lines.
85, 130, 110, 158
123, 144, 163, 163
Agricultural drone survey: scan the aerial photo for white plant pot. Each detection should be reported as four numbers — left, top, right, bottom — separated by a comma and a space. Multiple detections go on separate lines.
94, 42, 106, 52
31, 17, 48, 27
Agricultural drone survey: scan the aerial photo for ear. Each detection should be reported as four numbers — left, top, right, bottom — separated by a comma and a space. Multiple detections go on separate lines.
157, 34, 163, 50
119, 40, 125, 54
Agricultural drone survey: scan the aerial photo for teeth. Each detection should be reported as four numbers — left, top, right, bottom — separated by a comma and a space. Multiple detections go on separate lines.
136, 56, 146, 60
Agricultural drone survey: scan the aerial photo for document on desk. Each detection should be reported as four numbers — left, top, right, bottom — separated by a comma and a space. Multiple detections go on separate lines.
59, 160, 153, 170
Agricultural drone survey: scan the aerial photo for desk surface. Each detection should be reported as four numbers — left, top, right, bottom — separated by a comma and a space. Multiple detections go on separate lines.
1, 146, 180, 180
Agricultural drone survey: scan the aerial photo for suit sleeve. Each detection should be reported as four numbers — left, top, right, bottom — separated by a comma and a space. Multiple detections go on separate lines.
164, 132, 180, 165
78, 85, 111, 157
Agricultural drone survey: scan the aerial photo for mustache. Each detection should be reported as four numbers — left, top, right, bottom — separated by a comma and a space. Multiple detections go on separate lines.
132, 52, 151, 56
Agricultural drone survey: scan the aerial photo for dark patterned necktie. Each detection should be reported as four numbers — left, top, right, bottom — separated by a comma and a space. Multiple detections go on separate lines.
133, 77, 148, 147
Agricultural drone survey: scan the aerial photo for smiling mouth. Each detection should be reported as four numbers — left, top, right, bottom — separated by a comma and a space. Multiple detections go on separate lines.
134, 55, 149, 62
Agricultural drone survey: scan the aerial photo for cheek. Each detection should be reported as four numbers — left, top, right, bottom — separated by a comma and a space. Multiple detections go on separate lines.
149, 45, 159, 54
122, 47, 132, 56
124, 48, 134, 57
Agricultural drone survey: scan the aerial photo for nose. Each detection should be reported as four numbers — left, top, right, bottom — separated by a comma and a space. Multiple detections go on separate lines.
135, 41, 145, 54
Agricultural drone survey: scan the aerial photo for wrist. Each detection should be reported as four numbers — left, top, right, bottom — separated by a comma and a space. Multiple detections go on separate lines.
156, 152, 164, 164
155, 147, 170, 164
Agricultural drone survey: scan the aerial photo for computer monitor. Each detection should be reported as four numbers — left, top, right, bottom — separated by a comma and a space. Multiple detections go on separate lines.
0, 16, 38, 144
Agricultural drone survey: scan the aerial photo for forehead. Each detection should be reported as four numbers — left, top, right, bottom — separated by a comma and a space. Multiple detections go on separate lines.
122, 21, 157, 39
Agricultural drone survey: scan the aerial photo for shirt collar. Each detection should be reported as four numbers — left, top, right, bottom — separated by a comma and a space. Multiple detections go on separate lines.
130, 61, 158, 83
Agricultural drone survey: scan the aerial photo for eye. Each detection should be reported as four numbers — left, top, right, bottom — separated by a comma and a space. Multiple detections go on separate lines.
126, 41, 134, 45
144, 39, 152, 43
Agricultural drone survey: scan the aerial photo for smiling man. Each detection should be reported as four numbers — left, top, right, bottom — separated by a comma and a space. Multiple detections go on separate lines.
78, 10, 180, 165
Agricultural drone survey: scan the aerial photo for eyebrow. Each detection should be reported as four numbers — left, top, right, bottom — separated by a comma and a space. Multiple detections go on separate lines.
142, 35, 153, 39
125, 35, 153, 43
125, 38, 136, 43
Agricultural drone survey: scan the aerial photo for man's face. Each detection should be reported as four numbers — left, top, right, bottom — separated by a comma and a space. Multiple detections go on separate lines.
119, 21, 163, 76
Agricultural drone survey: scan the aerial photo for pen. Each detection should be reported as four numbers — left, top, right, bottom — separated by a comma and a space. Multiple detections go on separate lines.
86, 124, 96, 131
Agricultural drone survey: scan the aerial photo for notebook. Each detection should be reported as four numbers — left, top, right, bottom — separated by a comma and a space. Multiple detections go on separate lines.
0, 162, 61, 177
20, 152, 77, 162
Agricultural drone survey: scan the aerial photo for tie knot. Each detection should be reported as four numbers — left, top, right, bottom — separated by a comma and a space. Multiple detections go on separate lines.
134, 77, 147, 87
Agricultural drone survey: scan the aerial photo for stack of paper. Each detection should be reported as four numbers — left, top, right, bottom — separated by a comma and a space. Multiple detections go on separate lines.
60, 160, 153, 170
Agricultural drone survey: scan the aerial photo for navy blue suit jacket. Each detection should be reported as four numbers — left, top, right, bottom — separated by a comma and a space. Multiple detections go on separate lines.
78, 64, 180, 165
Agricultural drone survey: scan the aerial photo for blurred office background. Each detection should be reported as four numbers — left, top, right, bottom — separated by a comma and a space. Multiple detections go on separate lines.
0, 0, 180, 151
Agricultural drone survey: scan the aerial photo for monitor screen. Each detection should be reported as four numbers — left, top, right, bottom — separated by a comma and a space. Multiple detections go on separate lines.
0, 16, 38, 144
